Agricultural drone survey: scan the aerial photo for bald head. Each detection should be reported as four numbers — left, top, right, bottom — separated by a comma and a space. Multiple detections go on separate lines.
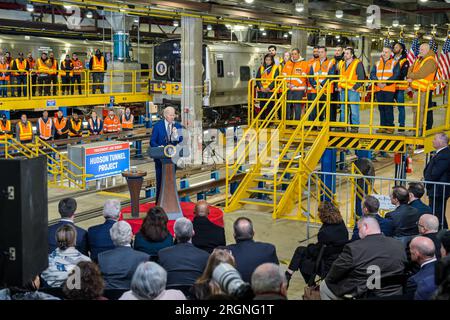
251, 263, 287, 297
418, 214, 439, 234
419, 43, 430, 57
358, 215, 381, 239
194, 200, 210, 217
410, 236, 436, 264
233, 217, 254, 241
432, 132, 449, 150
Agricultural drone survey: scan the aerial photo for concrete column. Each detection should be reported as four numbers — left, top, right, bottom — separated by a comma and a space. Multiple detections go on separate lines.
291, 29, 308, 57
181, 16, 203, 166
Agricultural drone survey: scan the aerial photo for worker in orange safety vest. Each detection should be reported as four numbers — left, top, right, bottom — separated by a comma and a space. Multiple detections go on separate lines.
103, 110, 121, 133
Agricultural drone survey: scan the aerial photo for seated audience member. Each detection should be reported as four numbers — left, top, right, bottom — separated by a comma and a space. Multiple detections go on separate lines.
417, 214, 442, 259
251, 263, 288, 300
62, 261, 107, 300
48, 198, 88, 255
192, 200, 226, 254
408, 182, 433, 214
88, 199, 121, 261
192, 249, 236, 300
438, 231, 450, 257
119, 262, 186, 300
286, 202, 348, 285
321, 216, 406, 300
406, 236, 438, 300
42, 224, 91, 288
133, 207, 173, 257
385, 186, 422, 243
158, 217, 210, 287
0, 275, 59, 300
98, 221, 149, 289
226, 217, 279, 283
352, 196, 394, 240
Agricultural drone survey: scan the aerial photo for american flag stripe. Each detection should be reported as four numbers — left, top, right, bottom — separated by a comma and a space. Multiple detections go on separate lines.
408, 37, 420, 66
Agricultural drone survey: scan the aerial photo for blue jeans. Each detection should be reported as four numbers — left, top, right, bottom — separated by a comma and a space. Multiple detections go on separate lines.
0, 80, 7, 97
340, 90, 360, 124
394, 90, 405, 127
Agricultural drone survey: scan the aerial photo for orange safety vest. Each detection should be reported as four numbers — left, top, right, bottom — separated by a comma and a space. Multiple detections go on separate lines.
28, 58, 36, 70
103, 115, 121, 133
38, 117, 53, 140
374, 57, 397, 92
258, 65, 278, 91
307, 58, 319, 92
338, 58, 362, 90
121, 114, 134, 130
0, 63, 9, 81
18, 121, 33, 142
310, 58, 335, 94
92, 56, 105, 72
395, 58, 408, 90
69, 119, 82, 137
72, 59, 83, 74
0, 120, 11, 134
410, 56, 438, 92
54, 117, 68, 134
60, 60, 73, 77
13, 59, 28, 76
48, 59, 58, 75
37, 58, 51, 75
282, 60, 309, 91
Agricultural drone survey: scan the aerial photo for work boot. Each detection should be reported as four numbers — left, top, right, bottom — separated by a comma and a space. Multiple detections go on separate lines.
384, 128, 395, 134
376, 128, 386, 133
350, 127, 359, 133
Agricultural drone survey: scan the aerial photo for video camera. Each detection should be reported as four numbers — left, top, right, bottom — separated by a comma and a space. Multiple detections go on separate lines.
212, 263, 254, 300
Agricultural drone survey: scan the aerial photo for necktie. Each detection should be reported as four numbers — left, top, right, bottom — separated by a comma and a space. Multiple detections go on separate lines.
167, 123, 171, 142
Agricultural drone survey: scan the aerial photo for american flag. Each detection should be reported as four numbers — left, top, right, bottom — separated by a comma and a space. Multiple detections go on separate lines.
398, 37, 405, 45
407, 36, 420, 65
383, 38, 391, 48
436, 36, 450, 95
429, 37, 438, 53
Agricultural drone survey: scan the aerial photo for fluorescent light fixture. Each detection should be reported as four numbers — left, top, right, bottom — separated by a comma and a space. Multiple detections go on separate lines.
262, 31, 267, 36
245, 0, 254, 3
86, 11, 93, 19
24, 35, 30, 40
335, 10, 343, 19
283, 33, 288, 38
295, 3, 304, 12
335, 35, 340, 39
414, 24, 420, 31
260, 27, 265, 31
26, 3, 34, 12
207, 24, 212, 31
392, 20, 399, 27
134, 17, 139, 23
289, 31, 292, 35
64, 5, 72, 10
173, 20, 179, 27
419, 0, 428, 2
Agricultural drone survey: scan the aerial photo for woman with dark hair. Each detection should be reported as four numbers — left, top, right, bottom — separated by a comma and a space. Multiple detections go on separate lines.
191, 249, 236, 300
285, 202, 348, 286
63, 261, 107, 300
255, 53, 280, 119
133, 206, 173, 257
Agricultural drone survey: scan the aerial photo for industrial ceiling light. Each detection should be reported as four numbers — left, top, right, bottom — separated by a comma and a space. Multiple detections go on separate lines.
173, 20, 179, 27
419, 0, 428, 2
86, 11, 93, 19
289, 31, 293, 35
260, 27, 265, 31
26, 3, 34, 12
64, 5, 72, 9
283, 33, 288, 38
414, 24, 420, 31
244, 0, 254, 4
262, 31, 267, 36
207, 24, 213, 31
134, 17, 139, 23
392, 20, 399, 27
335, 10, 343, 19
295, 3, 304, 13
335, 35, 340, 39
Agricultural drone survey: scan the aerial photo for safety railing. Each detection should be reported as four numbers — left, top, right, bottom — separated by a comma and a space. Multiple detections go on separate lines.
0, 69, 151, 101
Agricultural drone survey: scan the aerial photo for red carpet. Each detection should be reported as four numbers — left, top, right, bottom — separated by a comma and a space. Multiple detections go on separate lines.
119, 202, 224, 235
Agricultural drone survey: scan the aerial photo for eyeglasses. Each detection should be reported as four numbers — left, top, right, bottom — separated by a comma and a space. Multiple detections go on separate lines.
416, 221, 425, 229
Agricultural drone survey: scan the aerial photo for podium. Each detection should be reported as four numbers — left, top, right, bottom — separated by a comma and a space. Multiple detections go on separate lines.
122, 170, 147, 218
149, 145, 183, 220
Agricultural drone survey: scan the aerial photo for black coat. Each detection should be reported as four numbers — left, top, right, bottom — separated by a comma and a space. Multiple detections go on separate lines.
315, 222, 349, 275
409, 199, 433, 215
423, 147, 450, 198
192, 216, 226, 254
226, 239, 279, 283
325, 234, 407, 298
385, 204, 422, 237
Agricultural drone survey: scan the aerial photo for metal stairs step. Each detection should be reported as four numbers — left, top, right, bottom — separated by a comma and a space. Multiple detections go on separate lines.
254, 177, 292, 184
239, 198, 276, 206
247, 187, 286, 195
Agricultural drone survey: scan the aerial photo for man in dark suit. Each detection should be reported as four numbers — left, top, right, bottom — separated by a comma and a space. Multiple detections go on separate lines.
251, 263, 288, 300
150, 106, 183, 202
192, 200, 226, 253
406, 236, 438, 300
321, 216, 406, 299
98, 221, 149, 289
88, 199, 120, 261
226, 217, 279, 283
352, 195, 393, 240
408, 182, 432, 214
417, 214, 442, 259
48, 198, 88, 255
385, 186, 422, 243
423, 132, 450, 229
158, 217, 209, 287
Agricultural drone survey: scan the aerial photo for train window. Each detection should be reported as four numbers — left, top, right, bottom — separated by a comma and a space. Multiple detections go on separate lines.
217, 60, 224, 78
240, 66, 250, 82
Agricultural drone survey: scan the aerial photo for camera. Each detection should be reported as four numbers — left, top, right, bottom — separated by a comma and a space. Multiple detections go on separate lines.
212, 263, 254, 300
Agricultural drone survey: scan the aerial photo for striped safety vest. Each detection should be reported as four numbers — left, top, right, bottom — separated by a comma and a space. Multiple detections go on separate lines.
18, 121, 33, 142
374, 57, 397, 92
54, 117, 68, 134
258, 65, 278, 91
0, 120, 11, 134
282, 60, 309, 91
69, 119, 82, 137
338, 58, 362, 91
37, 58, 51, 75
72, 59, 83, 74
103, 116, 121, 133
395, 57, 408, 91
38, 117, 53, 140
310, 58, 335, 93
410, 56, 438, 92
121, 114, 134, 130
0, 63, 9, 81
92, 56, 105, 72
13, 59, 28, 76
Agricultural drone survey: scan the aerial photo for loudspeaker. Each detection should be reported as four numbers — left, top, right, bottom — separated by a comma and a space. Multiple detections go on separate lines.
0, 156, 48, 287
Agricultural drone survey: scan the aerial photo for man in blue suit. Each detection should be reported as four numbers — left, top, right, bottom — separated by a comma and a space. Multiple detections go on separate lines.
406, 236, 438, 300
88, 199, 121, 261
48, 198, 89, 255
150, 106, 183, 202
408, 182, 432, 215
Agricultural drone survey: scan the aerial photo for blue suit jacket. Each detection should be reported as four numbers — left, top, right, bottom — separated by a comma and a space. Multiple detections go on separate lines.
87, 219, 116, 262
48, 220, 88, 255
150, 120, 183, 148
409, 199, 433, 215
406, 260, 437, 300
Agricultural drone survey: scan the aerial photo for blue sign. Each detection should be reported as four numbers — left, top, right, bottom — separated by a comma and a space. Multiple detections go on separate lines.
85, 143, 130, 181
110, 96, 115, 106
46, 100, 56, 107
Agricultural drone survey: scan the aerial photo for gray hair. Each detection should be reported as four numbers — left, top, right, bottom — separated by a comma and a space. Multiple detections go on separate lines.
110, 221, 132, 246
420, 214, 439, 233
131, 262, 166, 300
251, 263, 286, 295
103, 199, 121, 219
163, 106, 175, 117
436, 132, 449, 145
173, 217, 193, 243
